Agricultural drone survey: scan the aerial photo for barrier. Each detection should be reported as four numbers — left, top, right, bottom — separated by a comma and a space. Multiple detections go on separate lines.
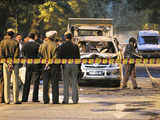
0, 58, 160, 64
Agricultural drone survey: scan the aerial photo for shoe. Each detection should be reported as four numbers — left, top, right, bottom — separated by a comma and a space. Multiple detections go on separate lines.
120, 86, 127, 89
22, 100, 28, 102
62, 101, 68, 104
0, 101, 5, 104
133, 87, 141, 89
53, 102, 59, 104
0, 99, 5, 103
5, 102, 10, 104
44, 102, 49, 104
14, 101, 22, 104
73, 102, 78, 104
32, 100, 40, 102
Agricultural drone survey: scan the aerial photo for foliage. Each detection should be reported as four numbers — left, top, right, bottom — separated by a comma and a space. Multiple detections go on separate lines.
127, 0, 160, 24
0, 0, 91, 36
0, 0, 156, 37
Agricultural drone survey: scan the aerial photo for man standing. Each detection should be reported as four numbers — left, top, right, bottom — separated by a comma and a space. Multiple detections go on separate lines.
22, 33, 40, 102
14, 33, 24, 90
39, 31, 59, 104
122, 37, 141, 89
0, 41, 4, 103
0, 29, 21, 104
58, 32, 80, 104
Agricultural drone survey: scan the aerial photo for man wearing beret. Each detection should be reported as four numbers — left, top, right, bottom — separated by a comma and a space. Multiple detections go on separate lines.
39, 31, 59, 104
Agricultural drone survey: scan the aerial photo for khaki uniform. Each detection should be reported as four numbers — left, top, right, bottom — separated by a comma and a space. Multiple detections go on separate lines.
39, 40, 59, 104
0, 35, 19, 103
39, 40, 57, 59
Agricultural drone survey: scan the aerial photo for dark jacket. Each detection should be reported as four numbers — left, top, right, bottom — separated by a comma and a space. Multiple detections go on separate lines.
58, 41, 80, 59
58, 40, 80, 71
22, 40, 40, 59
22, 40, 40, 72
124, 44, 139, 58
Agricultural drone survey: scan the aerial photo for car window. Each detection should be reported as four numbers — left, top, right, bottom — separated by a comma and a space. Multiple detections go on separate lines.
79, 41, 116, 53
142, 36, 160, 44
78, 30, 103, 36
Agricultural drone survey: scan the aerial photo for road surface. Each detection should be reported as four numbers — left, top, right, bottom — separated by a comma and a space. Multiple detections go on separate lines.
0, 71, 160, 120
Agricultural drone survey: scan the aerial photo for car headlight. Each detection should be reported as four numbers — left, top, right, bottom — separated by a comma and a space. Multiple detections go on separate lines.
81, 64, 86, 71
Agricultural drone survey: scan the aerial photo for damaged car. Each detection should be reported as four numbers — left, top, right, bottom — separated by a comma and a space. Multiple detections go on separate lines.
79, 37, 121, 84
68, 18, 123, 86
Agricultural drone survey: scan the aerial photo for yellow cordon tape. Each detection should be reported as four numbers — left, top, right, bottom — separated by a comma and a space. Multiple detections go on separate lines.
0, 58, 160, 64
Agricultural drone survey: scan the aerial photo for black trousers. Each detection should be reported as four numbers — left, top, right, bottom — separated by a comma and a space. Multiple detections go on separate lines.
42, 64, 59, 104
0, 64, 4, 103
22, 64, 41, 102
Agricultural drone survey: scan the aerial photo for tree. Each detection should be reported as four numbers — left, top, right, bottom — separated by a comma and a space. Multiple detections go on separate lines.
0, 0, 113, 37
127, 0, 160, 24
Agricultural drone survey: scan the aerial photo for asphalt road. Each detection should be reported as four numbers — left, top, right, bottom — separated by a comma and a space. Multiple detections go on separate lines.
0, 78, 160, 120
136, 65, 160, 78
0, 65, 160, 120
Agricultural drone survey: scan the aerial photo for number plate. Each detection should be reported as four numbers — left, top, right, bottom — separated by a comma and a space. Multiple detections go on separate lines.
88, 71, 103, 76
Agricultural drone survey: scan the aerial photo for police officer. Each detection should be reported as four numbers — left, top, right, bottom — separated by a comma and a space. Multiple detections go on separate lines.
122, 37, 141, 89
0, 29, 21, 104
58, 32, 80, 104
39, 31, 59, 104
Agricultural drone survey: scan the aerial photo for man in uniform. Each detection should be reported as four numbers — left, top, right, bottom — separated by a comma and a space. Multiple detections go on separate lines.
22, 33, 41, 102
0, 29, 21, 104
39, 31, 59, 104
58, 32, 80, 104
122, 37, 141, 89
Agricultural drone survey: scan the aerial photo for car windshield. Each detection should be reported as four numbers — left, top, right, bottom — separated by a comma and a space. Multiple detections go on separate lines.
78, 30, 103, 36
139, 36, 160, 44
143, 36, 160, 44
79, 41, 115, 53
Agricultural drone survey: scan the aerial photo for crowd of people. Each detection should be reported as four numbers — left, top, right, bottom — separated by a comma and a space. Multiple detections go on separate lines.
0, 28, 142, 105
0, 29, 80, 104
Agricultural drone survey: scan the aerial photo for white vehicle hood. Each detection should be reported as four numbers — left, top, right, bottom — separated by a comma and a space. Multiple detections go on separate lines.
137, 44, 160, 51
78, 36, 112, 42
81, 53, 117, 59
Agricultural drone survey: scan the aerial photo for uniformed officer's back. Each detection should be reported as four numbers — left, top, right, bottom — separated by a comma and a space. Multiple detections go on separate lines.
39, 38, 57, 59
1, 35, 19, 58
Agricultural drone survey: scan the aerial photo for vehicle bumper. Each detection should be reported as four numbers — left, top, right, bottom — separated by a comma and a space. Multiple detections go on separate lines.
80, 71, 120, 80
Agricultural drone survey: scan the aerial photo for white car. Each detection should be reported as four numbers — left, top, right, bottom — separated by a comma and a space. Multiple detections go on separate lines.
68, 18, 123, 86
79, 37, 122, 86
137, 30, 160, 58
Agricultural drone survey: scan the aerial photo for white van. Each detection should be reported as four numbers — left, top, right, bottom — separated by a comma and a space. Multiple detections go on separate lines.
137, 30, 160, 58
